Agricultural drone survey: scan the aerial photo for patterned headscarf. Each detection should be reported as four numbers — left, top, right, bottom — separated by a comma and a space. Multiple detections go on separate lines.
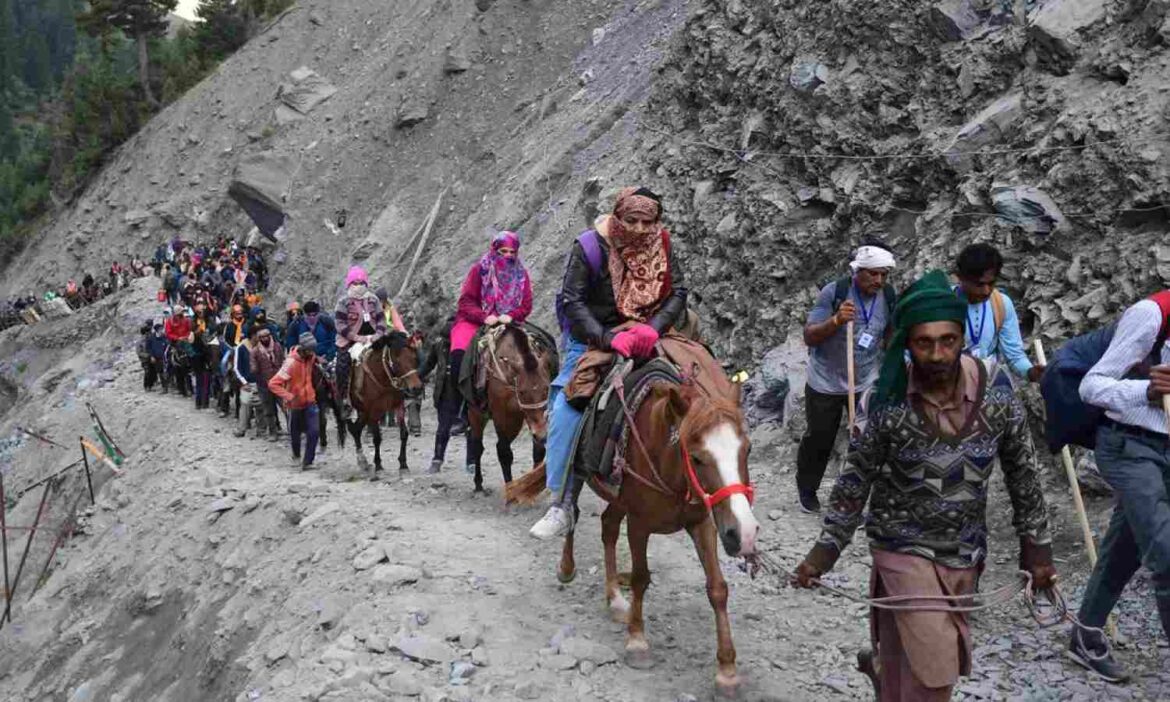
873, 270, 967, 407
479, 231, 529, 316
607, 187, 670, 322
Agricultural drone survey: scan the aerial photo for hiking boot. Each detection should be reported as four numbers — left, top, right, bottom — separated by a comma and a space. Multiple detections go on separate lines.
233, 429, 246, 438
425, 459, 442, 475
1068, 629, 1129, 683
798, 489, 821, 514
529, 505, 573, 540
451, 419, 467, 436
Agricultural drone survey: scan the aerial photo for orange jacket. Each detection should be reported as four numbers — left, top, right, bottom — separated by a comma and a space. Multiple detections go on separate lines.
268, 353, 317, 409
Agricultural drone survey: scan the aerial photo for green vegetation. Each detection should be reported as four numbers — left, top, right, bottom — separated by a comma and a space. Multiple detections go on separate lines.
0, 0, 295, 266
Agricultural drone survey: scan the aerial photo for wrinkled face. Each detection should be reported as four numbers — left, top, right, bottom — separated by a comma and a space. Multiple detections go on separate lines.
620, 212, 659, 238
855, 267, 890, 296
958, 269, 997, 305
908, 320, 964, 385
690, 421, 759, 558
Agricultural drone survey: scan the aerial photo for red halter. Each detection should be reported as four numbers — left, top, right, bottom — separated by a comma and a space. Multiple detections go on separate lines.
681, 444, 755, 511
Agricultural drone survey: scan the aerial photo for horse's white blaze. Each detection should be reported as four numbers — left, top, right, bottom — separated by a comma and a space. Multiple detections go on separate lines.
702, 423, 760, 554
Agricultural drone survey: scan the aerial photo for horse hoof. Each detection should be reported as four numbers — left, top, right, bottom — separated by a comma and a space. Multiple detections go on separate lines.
624, 641, 653, 670
557, 567, 576, 584
715, 671, 740, 697
399, 466, 409, 473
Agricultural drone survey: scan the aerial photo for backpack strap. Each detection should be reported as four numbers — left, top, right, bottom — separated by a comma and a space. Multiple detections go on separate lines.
990, 289, 1006, 334
831, 276, 852, 313
578, 230, 604, 282
883, 283, 897, 318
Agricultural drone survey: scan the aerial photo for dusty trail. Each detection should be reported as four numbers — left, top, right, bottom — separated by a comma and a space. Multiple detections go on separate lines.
0, 285, 1168, 701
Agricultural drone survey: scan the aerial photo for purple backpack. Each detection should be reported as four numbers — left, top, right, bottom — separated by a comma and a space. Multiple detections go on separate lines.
555, 230, 604, 337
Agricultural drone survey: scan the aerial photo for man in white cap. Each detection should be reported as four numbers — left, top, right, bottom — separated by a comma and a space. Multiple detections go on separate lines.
796, 237, 897, 513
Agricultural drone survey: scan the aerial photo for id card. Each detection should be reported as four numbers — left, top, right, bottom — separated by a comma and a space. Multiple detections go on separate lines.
857, 332, 875, 349
969, 347, 983, 359
362, 312, 371, 322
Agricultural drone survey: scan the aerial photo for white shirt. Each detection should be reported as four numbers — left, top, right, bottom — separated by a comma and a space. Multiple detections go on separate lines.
1080, 300, 1169, 435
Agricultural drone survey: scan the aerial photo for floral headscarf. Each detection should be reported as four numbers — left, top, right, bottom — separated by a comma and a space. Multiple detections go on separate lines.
478, 231, 528, 316
606, 187, 670, 322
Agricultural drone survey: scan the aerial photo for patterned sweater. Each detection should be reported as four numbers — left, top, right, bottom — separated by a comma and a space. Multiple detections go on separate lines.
816, 359, 1051, 570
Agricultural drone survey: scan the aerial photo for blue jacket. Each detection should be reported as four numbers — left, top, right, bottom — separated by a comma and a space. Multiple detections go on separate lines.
233, 343, 257, 385
285, 314, 338, 360
147, 334, 169, 360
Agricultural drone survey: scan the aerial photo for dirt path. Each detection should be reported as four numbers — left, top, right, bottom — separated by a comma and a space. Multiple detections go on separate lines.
1, 300, 1168, 700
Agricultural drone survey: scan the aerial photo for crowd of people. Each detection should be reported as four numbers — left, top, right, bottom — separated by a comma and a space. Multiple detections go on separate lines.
0, 256, 152, 330
111, 186, 1168, 701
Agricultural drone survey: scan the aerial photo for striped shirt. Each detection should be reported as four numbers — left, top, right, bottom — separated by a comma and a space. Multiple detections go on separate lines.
1080, 299, 1170, 435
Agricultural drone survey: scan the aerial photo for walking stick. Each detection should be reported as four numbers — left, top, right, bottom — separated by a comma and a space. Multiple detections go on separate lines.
1034, 339, 1116, 638
846, 321, 856, 431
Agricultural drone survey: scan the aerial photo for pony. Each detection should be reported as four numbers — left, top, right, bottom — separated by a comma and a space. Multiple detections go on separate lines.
467, 325, 554, 493
345, 332, 424, 477
559, 378, 760, 695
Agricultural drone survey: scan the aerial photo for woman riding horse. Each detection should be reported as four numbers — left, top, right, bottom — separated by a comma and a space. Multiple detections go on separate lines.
449, 231, 534, 469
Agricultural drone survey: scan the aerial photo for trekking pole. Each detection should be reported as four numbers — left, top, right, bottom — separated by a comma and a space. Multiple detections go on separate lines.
1034, 339, 1116, 638
846, 321, 856, 431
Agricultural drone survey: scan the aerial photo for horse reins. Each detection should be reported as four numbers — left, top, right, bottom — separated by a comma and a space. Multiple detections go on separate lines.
612, 364, 755, 510
484, 327, 548, 411
360, 346, 419, 393
749, 551, 1113, 661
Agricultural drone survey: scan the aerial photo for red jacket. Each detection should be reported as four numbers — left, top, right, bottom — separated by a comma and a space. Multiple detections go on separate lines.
268, 354, 317, 409
165, 316, 192, 343
455, 264, 533, 326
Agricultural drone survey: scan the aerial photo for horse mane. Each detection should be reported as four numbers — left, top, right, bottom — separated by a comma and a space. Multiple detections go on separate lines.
371, 331, 409, 352
504, 326, 539, 373
679, 390, 744, 446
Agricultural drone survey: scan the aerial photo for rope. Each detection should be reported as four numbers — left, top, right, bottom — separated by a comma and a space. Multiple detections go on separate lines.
751, 551, 1113, 661
642, 123, 1170, 161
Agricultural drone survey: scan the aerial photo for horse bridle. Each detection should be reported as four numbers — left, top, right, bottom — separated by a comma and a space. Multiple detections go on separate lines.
485, 329, 548, 411
613, 367, 754, 510
362, 345, 420, 394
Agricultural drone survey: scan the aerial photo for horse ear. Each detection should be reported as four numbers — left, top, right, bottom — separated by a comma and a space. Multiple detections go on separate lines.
664, 385, 692, 423
731, 380, 743, 407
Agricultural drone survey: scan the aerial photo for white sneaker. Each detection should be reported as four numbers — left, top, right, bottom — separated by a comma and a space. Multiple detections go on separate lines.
529, 506, 573, 540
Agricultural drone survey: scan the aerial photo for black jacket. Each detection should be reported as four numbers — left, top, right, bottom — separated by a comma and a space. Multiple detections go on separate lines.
419, 320, 455, 408
561, 234, 688, 349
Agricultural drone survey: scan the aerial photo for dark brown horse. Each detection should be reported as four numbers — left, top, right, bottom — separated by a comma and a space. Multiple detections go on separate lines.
468, 325, 553, 493
558, 378, 760, 695
345, 332, 424, 477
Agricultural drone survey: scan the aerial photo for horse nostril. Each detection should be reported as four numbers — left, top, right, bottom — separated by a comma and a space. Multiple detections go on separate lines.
720, 528, 741, 556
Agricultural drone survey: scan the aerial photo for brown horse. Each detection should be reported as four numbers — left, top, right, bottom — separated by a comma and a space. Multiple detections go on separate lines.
345, 332, 424, 477
468, 325, 553, 493
558, 377, 760, 695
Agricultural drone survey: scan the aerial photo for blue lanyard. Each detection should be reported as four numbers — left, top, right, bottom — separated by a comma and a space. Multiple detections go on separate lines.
852, 284, 877, 329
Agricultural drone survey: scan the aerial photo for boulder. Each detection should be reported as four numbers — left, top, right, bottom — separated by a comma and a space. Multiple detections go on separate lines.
929, 0, 986, 41
370, 563, 422, 589
277, 67, 337, 115
991, 185, 1066, 234
391, 634, 454, 666
1029, 0, 1107, 71
396, 98, 429, 128
353, 544, 388, 571
945, 93, 1024, 172
558, 637, 618, 666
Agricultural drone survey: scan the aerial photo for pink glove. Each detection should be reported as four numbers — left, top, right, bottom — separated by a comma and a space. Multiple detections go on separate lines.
610, 330, 637, 358
629, 324, 659, 357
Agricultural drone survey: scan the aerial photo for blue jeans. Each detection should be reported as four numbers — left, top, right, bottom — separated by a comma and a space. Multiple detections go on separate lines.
1077, 423, 1170, 640
545, 340, 588, 499
290, 404, 320, 466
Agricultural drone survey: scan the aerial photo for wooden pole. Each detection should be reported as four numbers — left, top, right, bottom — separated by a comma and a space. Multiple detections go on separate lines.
396, 189, 446, 300
1034, 339, 1116, 638
846, 321, 856, 431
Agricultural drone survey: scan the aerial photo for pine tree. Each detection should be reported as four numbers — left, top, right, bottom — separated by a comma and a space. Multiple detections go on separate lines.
77, 0, 177, 107
0, 0, 15, 100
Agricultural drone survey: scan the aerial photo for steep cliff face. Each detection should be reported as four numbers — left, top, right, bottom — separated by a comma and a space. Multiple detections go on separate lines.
646, 0, 1170, 366
2, 0, 689, 335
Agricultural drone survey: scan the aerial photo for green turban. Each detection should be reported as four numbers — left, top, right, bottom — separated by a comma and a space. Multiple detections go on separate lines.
873, 269, 967, 407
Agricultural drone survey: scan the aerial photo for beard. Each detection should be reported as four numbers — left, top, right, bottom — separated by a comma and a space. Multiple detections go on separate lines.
916, 355, 961, 386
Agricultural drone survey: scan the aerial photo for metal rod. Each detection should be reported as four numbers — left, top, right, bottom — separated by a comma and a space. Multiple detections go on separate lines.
0, 473, 10, 625
15, 426, 69, 450
33, 492, 84, 595
3, 478, 52, 624
13, 459, 84, 501
80, 437, 95, 505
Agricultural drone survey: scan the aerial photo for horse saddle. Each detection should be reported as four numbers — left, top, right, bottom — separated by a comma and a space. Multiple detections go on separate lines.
349, 341, 372, 397
571, 358, 681, 488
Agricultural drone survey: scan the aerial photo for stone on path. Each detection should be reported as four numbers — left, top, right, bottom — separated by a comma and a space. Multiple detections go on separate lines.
391, 634, 454, 666
299, 501, 340, 527
371, 563, 422, 590
559, 637, 618, 666
352, 544, 388, 571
